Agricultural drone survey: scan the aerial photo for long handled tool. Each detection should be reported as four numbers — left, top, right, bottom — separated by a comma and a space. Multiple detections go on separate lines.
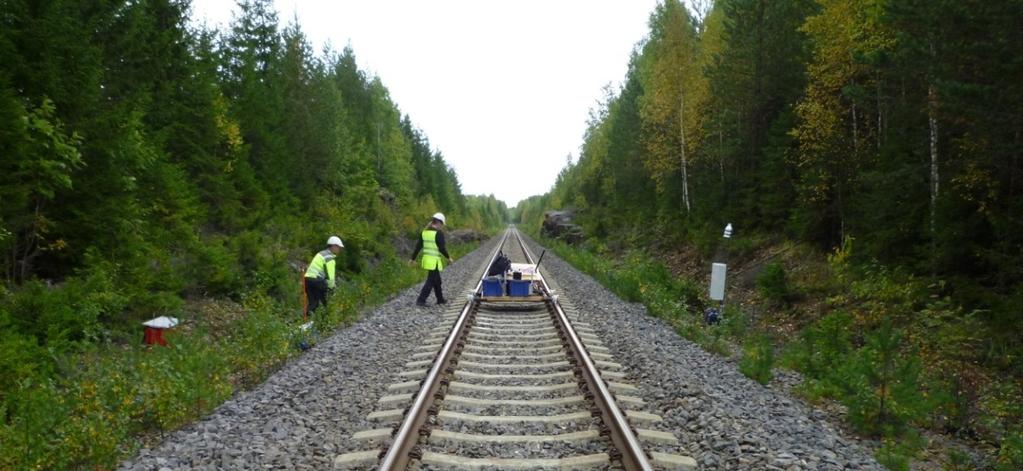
298, 268, 314, 348
301, 268, 309, 323
534, 249, 546, 272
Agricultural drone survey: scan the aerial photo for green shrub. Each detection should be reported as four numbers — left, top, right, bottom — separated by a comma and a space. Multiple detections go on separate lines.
792, 378, 844, 403
997, 432, 1023, 471
702, 327, 733, 357
689, 223, 722, 259
945, 449, 974, 471
720, 304, 750, 339
874, 432, 923, 471
0, 379, 69, 468
781, 311, 854, 381
757, 261, 790, 305
2, 257, 127, 347
842, 320, 929, 437
739, 335, 774, 385
194, 236, 244, 297
0, 330, 52, 402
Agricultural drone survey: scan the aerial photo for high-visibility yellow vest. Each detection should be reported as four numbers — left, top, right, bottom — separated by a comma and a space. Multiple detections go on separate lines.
420, 230, 444, 271
305, 249, 337, 288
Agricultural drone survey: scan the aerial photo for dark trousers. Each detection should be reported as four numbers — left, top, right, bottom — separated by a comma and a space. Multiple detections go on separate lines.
305, 277, 328, 316
417, 269, 445, 303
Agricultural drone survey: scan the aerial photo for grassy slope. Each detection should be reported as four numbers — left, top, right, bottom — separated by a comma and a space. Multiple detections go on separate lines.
533, 228, 1021, 470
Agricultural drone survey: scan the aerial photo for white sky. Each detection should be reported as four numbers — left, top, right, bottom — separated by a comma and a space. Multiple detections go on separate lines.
190, 0, 660, 207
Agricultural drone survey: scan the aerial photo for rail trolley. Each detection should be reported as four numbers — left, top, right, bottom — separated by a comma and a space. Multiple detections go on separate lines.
479, 259, 546, 303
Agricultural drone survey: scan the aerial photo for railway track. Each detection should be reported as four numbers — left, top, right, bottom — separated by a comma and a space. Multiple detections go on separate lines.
336, 228, 695, 470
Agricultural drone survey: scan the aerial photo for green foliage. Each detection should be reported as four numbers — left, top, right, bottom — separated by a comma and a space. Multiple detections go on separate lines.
781, 311, 853, 382
0, 1, 500, 468
719, 304, 750, 339
3, 255, 127, 348
515, 0, 1022, 464
0, 97, 84, 282
997, 432, 1023, 471
874, 431, 924, 471
945, 449, 973, 471
784, 313, 930, 437
756, 261, 790, 305
844, 320, 930, 436
739, 335, 775, 385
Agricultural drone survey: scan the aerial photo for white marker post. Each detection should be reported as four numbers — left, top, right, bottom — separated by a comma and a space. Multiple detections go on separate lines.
710, 263, 727, 302
707, 223, 733, 323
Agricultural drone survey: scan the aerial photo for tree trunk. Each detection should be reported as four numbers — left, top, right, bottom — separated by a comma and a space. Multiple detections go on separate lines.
680, 88, 691, 214
18, 200, 43, 282
719, 115, 725, 185
876, 72, 883, 149
927, 38, 940, 263
928, 83, 939, 249
750, 0, 766, 167
878, 353, 890, 432
852, 102, 859, 154
1011, 130, 1019, 200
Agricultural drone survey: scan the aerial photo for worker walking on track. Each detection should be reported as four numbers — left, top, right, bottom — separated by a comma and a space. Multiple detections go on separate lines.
304, 236, 344, 319
411, 213, 453, 306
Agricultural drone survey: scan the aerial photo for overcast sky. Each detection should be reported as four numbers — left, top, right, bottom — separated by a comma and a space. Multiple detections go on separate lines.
190, 0, 660, 207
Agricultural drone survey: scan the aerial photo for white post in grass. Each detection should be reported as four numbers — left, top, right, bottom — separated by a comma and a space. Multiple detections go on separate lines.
708, 223, 732, 323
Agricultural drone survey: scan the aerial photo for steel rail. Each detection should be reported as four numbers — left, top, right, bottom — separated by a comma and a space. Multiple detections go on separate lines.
377, 230, 509, 471
512, 228, 655, 471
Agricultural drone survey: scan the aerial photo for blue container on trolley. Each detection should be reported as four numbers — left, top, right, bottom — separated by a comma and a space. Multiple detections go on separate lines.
482, 277, 504, 297
507, 280, 532, 297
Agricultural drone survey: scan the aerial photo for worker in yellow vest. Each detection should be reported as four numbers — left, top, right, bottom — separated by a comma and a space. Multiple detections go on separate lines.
411, 213, 453, 306
304, 236, 343, 318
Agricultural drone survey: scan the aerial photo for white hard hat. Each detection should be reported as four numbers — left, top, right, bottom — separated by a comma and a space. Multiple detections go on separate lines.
432, 212, 446, 224
327, 236, 344, 247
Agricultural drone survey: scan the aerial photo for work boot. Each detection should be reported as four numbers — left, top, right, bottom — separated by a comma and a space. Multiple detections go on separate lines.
436, 299, 448, 305
415, 300, 427, 307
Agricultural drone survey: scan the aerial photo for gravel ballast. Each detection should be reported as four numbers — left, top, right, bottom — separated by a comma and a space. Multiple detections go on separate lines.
522, 233, 882, 471
120, 236, 503, 470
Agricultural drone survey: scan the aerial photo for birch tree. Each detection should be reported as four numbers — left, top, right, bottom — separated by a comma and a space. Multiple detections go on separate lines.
638, 0, 704, 216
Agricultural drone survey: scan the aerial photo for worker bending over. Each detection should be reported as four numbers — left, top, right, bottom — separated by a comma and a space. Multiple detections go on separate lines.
411, 213, 452, 306
305, 236, 344, 318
